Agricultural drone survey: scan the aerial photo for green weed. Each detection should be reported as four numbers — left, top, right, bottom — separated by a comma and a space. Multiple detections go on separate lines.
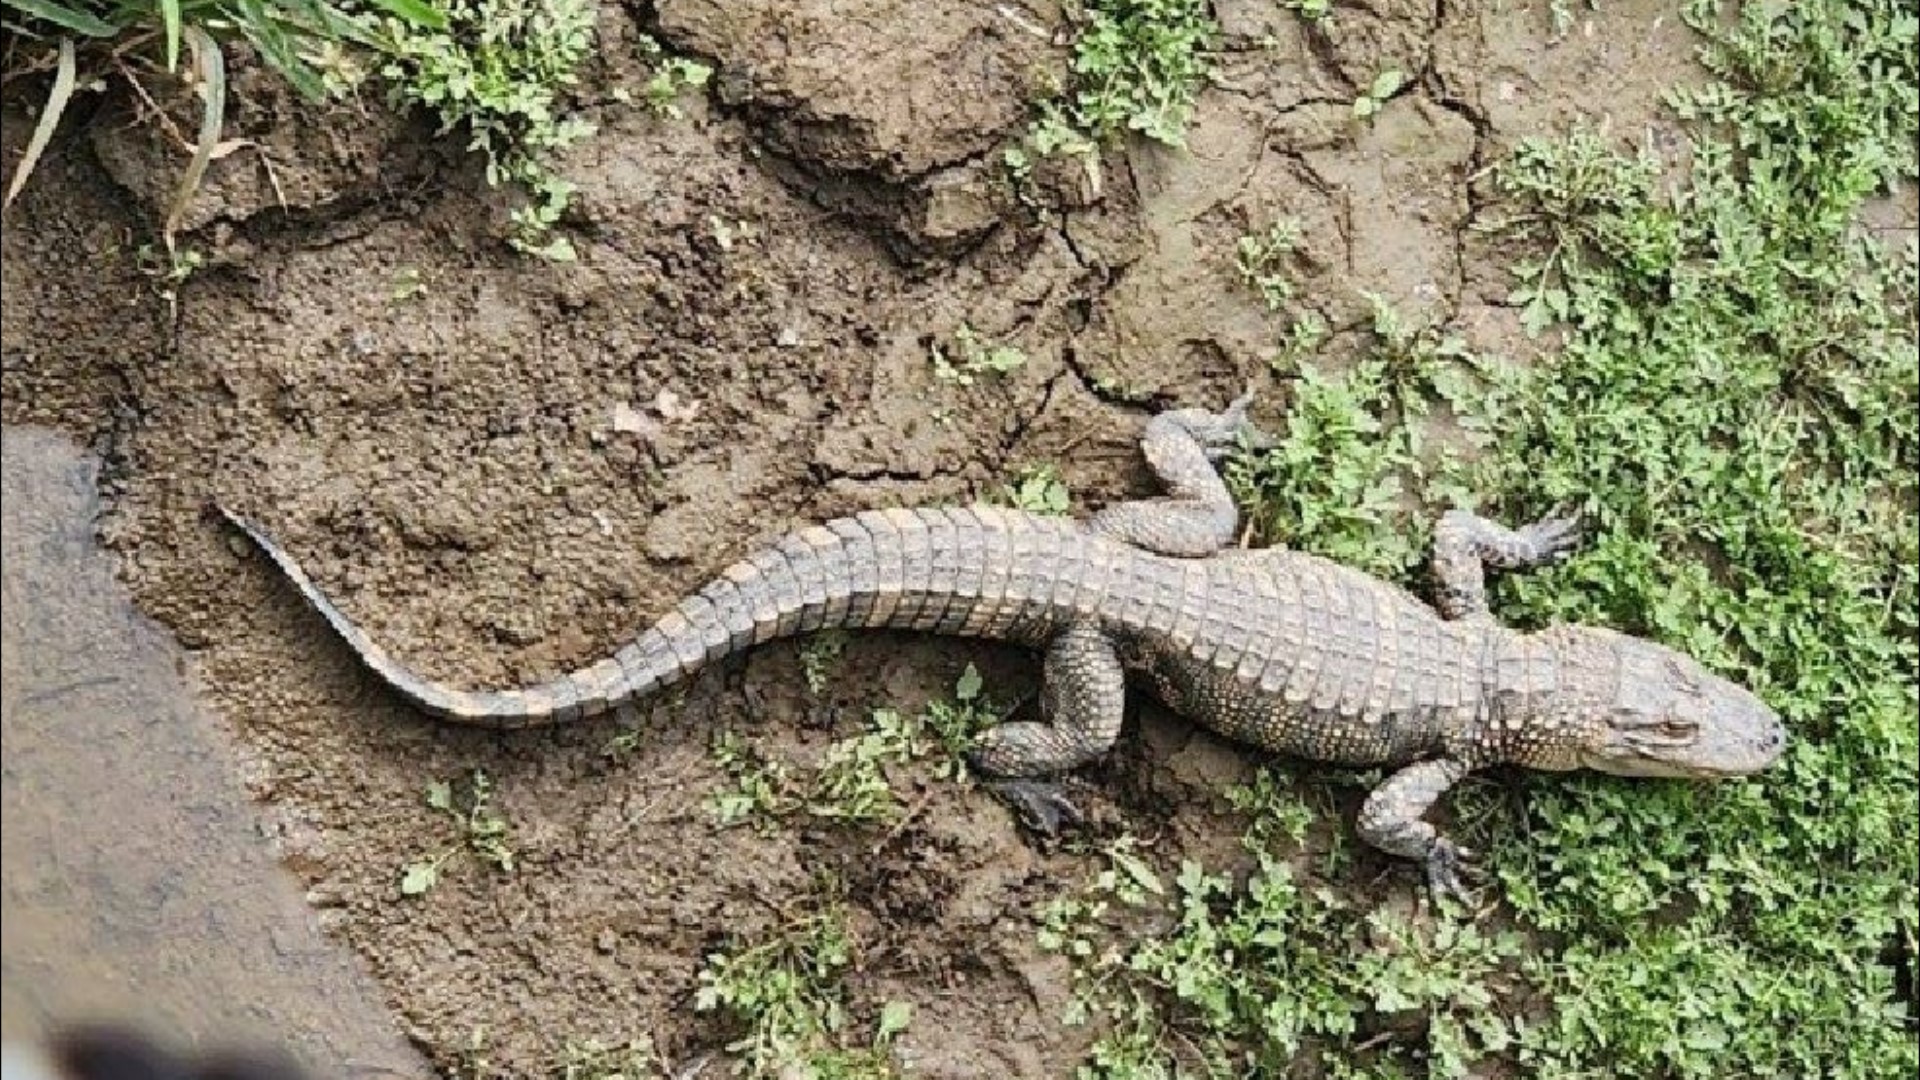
399, 768, 517, 895
2, 0, 440, 237
694, 899, 912, 1077
1233, 218, 1302, 312
635, 32, 710, 118
1006, 0, 1218, 187
807, 707, 932, 824
1225, 296, 1490, 579
1459, 4, 1917, 1073
931, 324, 1026, 386
1, 0, 437, 99
1039, 798, 1521, 1076
1065, 0, 1214, 146
1280, 0, 1332, 22
134, 241, 202, 282
705, 730, 799, 829
1350, 68, 1406, 120
998, 464, 1073, 516
389, 266, 427, 301
799, 631, 849, 695
705, 666, 1002, 830
377, 0, 597, 260
1002, 103, 1099, 188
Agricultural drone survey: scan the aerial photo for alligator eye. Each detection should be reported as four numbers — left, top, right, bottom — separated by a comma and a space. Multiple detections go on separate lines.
1659, 719, 1696, 740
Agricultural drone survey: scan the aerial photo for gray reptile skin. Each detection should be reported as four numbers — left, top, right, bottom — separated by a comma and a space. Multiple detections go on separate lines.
219, 395, 1787, 900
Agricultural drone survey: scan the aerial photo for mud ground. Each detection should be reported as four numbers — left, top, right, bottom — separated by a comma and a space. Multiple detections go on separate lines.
2, 427, 428, 1077
1, 1, 1756, 1074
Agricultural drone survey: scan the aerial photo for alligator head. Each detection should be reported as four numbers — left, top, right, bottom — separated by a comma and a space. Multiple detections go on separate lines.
1576, 629, 1787, 779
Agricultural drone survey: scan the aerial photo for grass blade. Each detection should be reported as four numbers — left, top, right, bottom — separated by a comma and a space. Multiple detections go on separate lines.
163, 25, 224, 246
3, 37, 77, 211
0, 0, 114, 35
363, 0, 447, 31
229, 0, 325, 99
160, 0, 181, 70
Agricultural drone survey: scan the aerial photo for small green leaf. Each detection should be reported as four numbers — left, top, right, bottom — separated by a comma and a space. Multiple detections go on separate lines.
425, 781, 454, 811
1110, 849, 1165, 897
876, 1000, 913, 1041
1370, 68, 1406, 99
400, 861, 439, 895
954, 663, 985, 702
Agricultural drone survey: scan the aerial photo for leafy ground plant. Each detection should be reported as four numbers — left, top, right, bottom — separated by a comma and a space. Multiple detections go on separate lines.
1460, 3, 1916, 1073
1039, 784, 1521, 1077
376, 0, 597, 259
400, 768, 517, 895
1233, 218, 1302, 312
0, 0, 439, 101
1064, 0, 1215, 146
1005, 0, 1218, 186
998, 463, 1072, 516
378, 16, 711, 259
706, 666, 1001, 829
695, 896, 913, 1078
931, 324, 1027, 386
1349, 68, 1405, 120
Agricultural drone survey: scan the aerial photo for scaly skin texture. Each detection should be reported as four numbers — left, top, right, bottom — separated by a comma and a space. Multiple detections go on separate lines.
219, 394, 1788, 900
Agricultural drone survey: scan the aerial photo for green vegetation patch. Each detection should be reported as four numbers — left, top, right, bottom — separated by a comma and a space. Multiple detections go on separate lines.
1, 0, 441, 236
377, 0, 599, 259
399, 768, 517, 895
998, 463, 1074, 516
1063, 0, 1215, 146
5, 0, 711, 258
0, 0, 439, 99
1060, 0, 1918, 1075
696, 895, 914, 1078
1006, 0, 1218, 183
1040, 779, 1525, 1077
706, 665, 999, 830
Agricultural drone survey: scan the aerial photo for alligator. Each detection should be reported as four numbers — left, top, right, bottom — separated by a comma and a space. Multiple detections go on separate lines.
218, 393, 1787, 900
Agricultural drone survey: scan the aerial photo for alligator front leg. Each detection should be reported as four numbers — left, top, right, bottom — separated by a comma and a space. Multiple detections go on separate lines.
1356, 757, 1481, 903
1091, 389, 1274, 558
968, 623, 1126, 831
1430, 509, 1582, 620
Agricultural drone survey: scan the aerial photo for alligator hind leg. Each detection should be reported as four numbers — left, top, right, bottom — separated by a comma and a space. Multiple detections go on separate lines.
1091, 389, 1274, 558
1429, 508, 1582, 620
969, 623, 1126, 832
1357, 756, 1483, 904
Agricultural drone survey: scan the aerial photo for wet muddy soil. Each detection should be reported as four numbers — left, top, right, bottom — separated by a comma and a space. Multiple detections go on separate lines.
0, 1, 1820, 1075
1, 427, 427, 1078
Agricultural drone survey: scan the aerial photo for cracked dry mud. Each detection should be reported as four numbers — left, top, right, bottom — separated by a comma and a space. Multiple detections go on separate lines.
5, 1, 1879, 1076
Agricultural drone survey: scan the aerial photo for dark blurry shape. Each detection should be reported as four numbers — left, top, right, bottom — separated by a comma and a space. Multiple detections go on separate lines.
1, 1023, 311, 1080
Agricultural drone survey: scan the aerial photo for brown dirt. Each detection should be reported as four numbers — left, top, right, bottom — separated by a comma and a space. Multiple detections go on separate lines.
1, 1, 1719, 1075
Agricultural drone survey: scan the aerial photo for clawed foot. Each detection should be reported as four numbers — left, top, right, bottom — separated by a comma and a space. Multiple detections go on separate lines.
1424, 838, 1485, 906
1190, 387, 1277, 460
1517, 511, 1583, 565
980, 777, 1085, 835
